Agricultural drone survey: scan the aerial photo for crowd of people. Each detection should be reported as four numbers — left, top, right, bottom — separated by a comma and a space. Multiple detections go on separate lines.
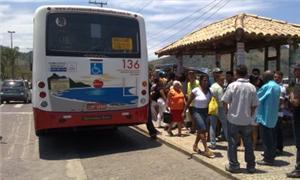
147, 63, 300, 178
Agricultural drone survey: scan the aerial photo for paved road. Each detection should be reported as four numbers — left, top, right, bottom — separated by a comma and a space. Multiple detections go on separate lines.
1, 103, 229, 180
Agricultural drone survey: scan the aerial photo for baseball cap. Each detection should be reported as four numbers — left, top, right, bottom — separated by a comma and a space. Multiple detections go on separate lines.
212, 67, 223, 73
158, 71, 166, 77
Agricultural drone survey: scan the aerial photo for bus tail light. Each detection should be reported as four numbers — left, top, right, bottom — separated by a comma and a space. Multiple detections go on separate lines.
39, 91, 47, 98
141, 90, 147, 95
142, 81, 147, 87
38, 81, 45, 88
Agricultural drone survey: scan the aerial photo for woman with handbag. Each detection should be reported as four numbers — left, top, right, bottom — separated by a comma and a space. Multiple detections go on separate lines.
166, 80, 186, 136
182, 74, 215, 158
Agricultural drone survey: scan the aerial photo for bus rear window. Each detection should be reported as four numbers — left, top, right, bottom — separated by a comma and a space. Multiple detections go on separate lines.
46, 13, 141, 58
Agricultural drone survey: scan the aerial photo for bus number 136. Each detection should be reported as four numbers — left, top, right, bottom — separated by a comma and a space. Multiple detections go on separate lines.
122, 59, 140, 69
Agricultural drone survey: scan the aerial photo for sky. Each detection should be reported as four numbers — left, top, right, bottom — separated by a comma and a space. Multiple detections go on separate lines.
0, 0, 300, 60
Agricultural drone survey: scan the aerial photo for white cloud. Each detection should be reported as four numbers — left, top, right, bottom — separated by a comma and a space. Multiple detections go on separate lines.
0, 0, 298, 60
0, 3, 33, 51
143, 0, 273, 59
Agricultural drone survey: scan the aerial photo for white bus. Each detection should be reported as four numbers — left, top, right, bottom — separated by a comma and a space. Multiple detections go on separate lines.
33, 5, 149, 136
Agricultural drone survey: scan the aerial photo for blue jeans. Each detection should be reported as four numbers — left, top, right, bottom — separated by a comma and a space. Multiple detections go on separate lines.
209, 107, 228, 146
227, 122, 255, 169
191, 107, 208, 131
260, 124, 276, 162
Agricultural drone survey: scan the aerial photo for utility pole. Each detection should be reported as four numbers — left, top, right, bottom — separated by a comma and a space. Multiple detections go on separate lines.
8, 31, 15, 49
26, 48, 33, 72
8, 31, 16, 79
89, 0, 107, 7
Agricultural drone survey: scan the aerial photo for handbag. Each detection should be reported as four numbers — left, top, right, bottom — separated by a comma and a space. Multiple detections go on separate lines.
163, 111, 172, 124
208, 96, 218, 116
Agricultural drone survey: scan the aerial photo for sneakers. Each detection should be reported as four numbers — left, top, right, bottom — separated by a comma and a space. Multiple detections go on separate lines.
257, 159, 274, 166
225, 164, 255, 174
246, 167, 256, 174
225, 164, 240, 173
208, 144, 216, 150
203, 150, 215, 158
287, 170, 300, 178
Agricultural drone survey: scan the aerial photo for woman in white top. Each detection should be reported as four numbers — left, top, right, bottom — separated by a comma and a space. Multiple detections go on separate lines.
182, 74, 215, 158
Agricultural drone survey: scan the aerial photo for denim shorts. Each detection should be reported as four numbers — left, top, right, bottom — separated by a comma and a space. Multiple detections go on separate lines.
190, 107, 208, 131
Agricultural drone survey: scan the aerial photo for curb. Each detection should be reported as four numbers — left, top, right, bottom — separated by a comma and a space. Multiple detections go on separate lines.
132, 125, 239, 180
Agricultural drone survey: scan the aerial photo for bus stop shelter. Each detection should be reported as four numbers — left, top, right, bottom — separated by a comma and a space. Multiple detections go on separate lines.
155, 13, 300, 77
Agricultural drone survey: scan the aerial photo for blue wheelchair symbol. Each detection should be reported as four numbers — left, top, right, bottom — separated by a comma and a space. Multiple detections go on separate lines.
90, 63, 103, 75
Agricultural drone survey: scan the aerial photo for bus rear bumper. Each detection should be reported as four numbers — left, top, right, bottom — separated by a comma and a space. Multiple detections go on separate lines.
33, 105, 148, 132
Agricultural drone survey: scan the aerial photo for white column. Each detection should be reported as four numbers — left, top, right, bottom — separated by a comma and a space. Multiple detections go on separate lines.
176, 55, 183, 76
236, 42, 245, 65
289, 42, 299, 84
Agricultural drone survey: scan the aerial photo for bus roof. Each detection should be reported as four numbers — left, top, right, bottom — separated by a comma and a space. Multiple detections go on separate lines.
35, 5, 143, 19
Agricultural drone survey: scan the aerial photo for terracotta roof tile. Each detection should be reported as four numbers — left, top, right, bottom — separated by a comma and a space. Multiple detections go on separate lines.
156, 13, 300, 56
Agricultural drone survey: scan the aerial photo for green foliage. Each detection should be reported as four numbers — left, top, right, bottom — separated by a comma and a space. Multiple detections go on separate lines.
0, 46, 32, 80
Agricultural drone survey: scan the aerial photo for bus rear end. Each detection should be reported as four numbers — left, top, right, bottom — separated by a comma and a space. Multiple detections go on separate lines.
33, 6, 148, 135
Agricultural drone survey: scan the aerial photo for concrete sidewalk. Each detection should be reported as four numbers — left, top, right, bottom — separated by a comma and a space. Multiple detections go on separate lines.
134, 124, 297, 180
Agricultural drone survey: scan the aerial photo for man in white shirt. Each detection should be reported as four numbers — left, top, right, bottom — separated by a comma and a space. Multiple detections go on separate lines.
222, 64, 259, 173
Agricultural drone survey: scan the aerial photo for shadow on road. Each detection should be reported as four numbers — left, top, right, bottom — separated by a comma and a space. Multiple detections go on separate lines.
39, 127, 161, 160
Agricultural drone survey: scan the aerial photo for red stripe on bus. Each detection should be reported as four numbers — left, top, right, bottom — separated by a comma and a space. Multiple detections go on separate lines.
33, 105, 148, 131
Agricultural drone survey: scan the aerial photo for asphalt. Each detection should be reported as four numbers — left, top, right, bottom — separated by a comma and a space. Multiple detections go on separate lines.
134, 124, 298, 180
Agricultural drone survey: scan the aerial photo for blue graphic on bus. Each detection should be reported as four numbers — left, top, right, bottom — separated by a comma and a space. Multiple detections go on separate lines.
90, 63, 103, 75
54, 87, 138, 105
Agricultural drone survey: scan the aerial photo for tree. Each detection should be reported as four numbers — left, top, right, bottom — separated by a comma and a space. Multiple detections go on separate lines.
0, 46, 22, 80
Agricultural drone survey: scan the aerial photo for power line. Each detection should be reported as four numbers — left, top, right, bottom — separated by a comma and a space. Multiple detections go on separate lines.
148, 0, 219, 40
148, 0, 225, 49
137, 0, 154, 13
192, 0, 232, 33
148, 0, 228, 50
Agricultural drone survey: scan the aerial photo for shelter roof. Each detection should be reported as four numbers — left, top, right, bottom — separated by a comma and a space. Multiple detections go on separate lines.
155, 13, 300, 57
